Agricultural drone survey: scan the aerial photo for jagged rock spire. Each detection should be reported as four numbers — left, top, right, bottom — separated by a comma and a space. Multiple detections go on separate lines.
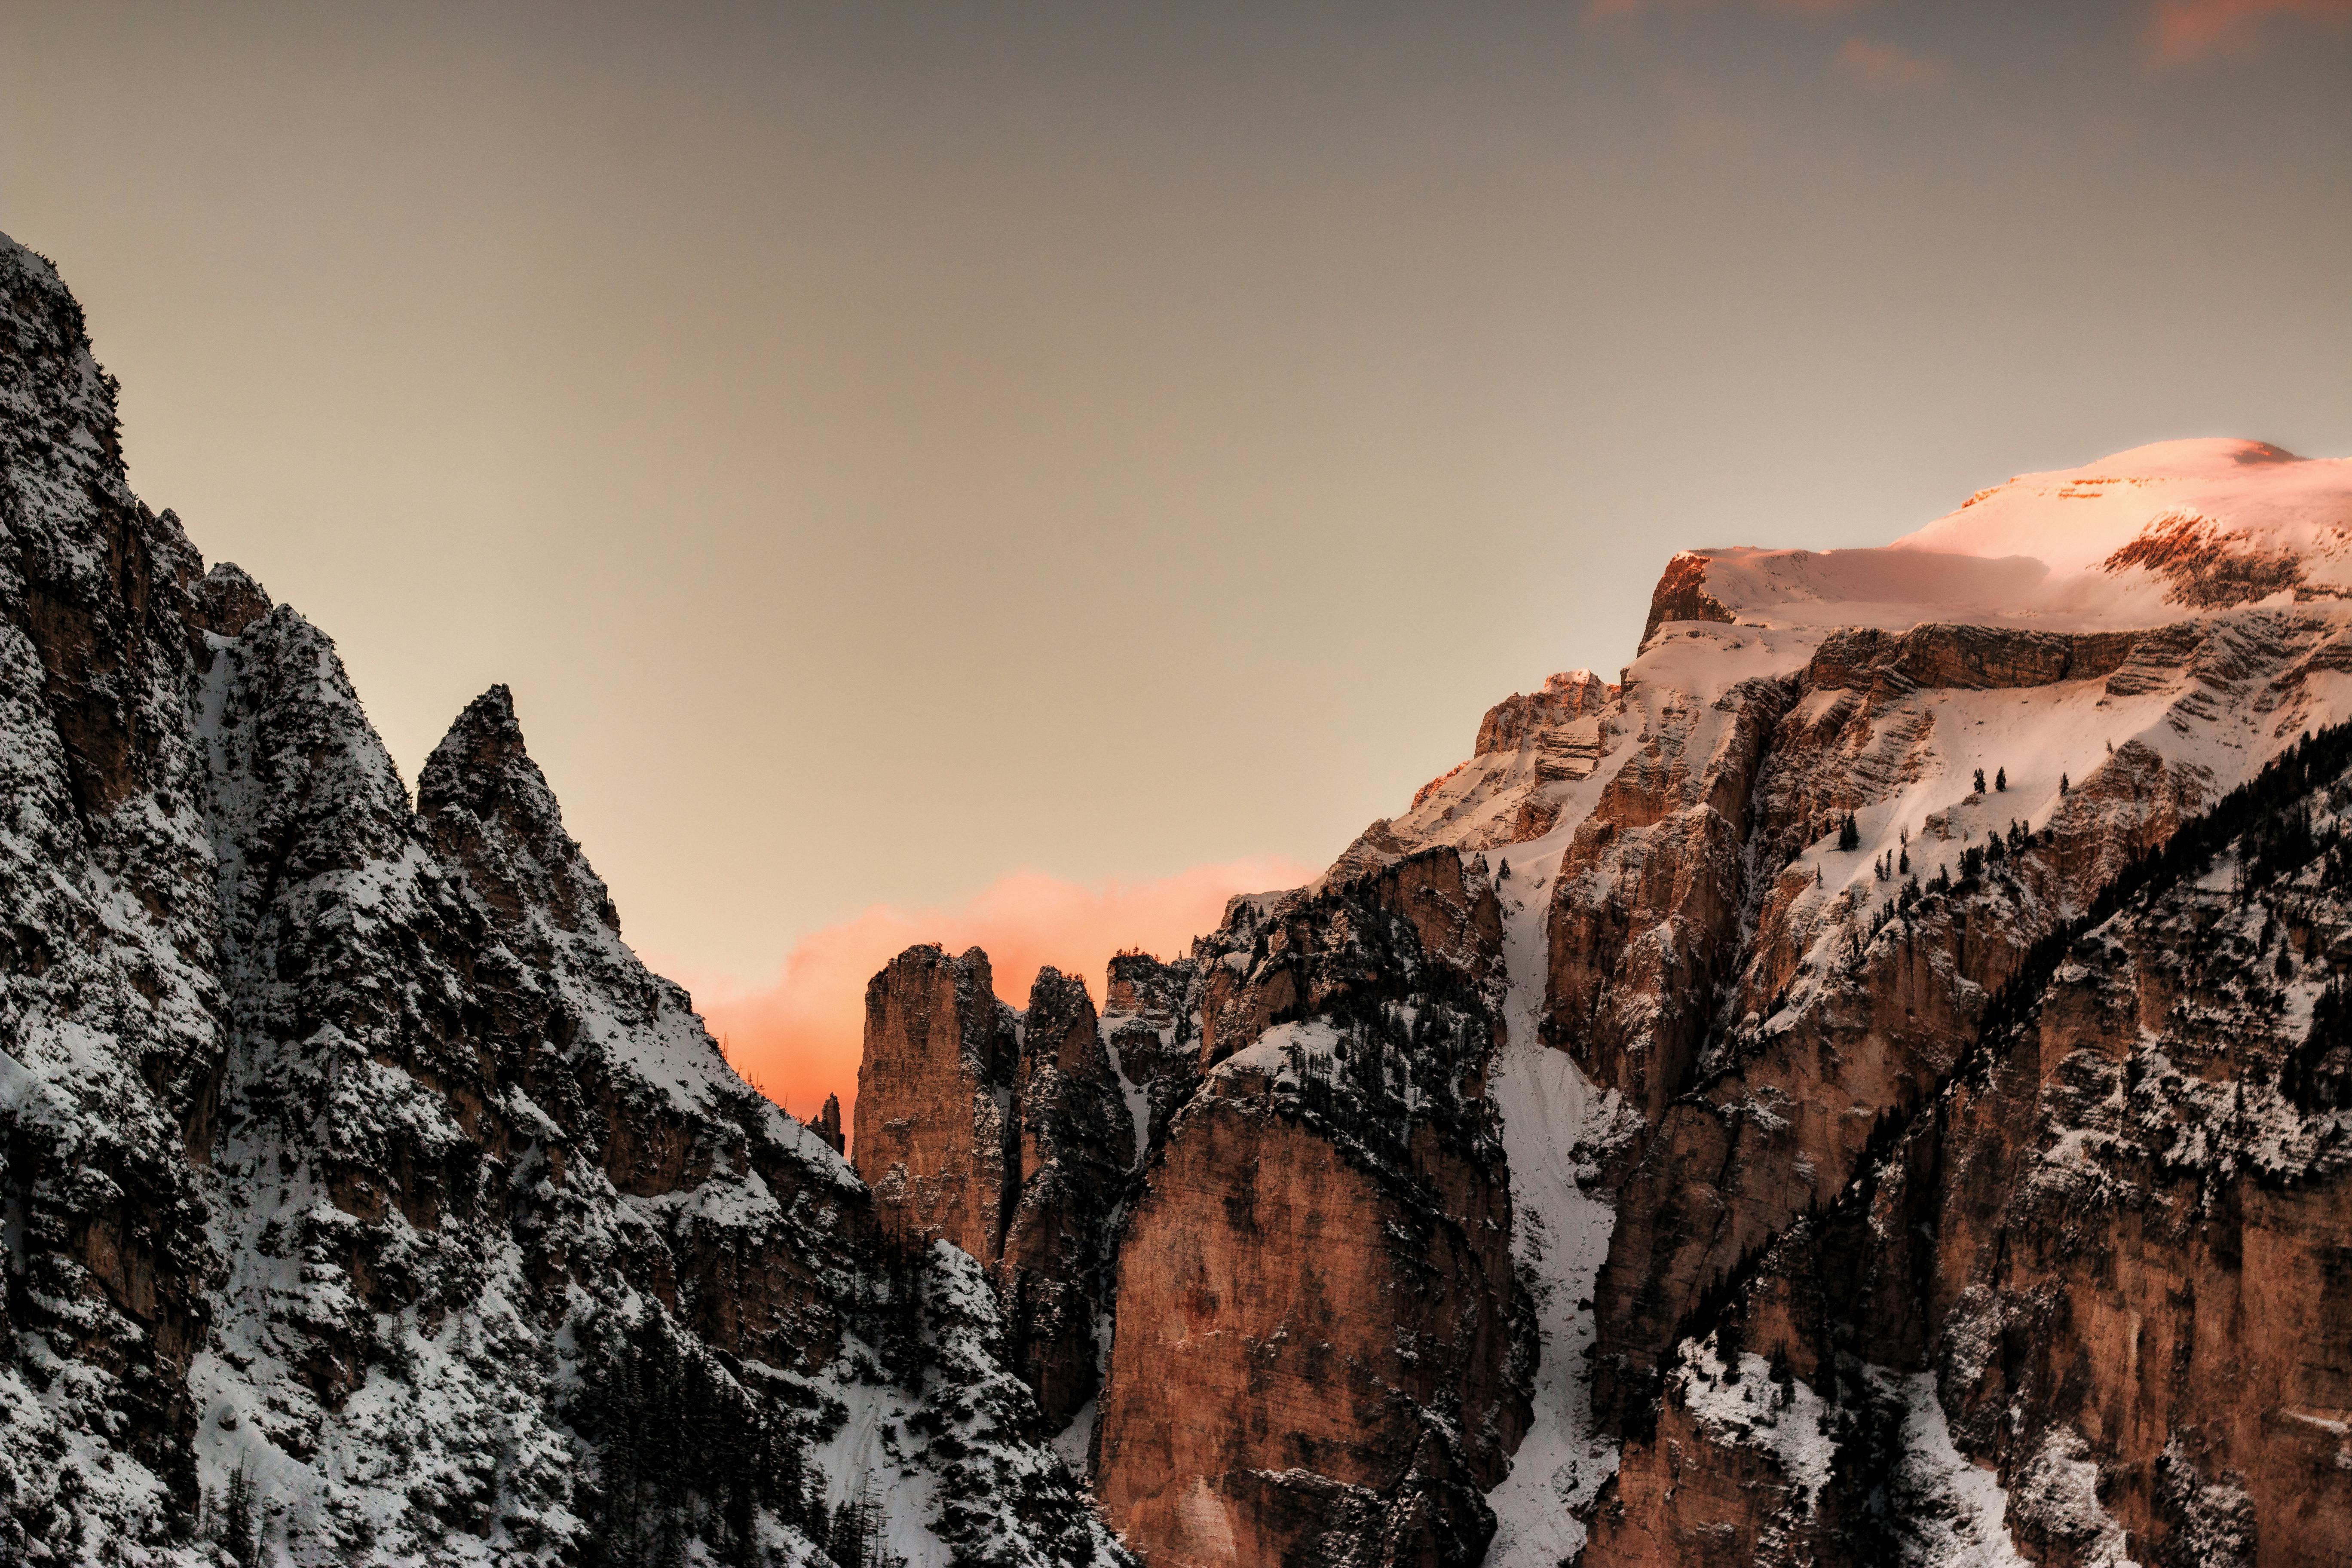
418, 683, 620, 935
812, 1092, 845, 1155
186, 560, 272, 640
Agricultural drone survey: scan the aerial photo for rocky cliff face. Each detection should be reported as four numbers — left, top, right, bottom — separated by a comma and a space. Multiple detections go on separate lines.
0, 234, 1121, 1568
1326, 438, 2352, 1565
1094, 848, 1525, 1568
856, 946, 1023, 1269
852, 951, 1133, 1430
1584, 729, 2352, 1568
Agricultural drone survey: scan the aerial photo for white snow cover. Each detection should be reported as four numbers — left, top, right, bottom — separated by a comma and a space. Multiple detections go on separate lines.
1667, 1333, 1834, 1509
1481, 825, 1627, 1568
2012, 1427, 2141, 1568
1694, 438, 2352, 633
1865, 1369, 2033, 1568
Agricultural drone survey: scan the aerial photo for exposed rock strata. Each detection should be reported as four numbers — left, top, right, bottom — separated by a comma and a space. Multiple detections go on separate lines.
1585, 730, 2352, 1568
1093, 848, 1527, 1567
855, 944, 1022, 1266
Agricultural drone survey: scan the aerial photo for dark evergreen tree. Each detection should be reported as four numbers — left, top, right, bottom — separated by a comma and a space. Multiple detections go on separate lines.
220, 1466, 261, 1568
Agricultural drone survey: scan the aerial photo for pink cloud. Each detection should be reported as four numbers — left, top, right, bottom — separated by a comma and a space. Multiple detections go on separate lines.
1836, 35, 1945, 90
2148, 0, 2352, 63
655, 856, 1318, 1124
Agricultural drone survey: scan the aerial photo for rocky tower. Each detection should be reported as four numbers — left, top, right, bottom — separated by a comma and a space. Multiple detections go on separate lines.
855, 944, 1023, 1266
852, 952, 1133, 1428
1000, 966, 1130, 1425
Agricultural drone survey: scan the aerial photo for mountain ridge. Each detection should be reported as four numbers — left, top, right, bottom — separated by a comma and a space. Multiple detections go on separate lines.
7, 226, 2352, 1567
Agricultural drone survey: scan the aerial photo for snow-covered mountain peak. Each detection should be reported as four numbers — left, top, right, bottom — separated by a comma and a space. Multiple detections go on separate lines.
1660, 438, 2352, 640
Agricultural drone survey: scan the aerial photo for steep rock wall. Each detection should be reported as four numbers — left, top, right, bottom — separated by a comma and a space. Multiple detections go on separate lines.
1586, 730, 2352, 1568
1094, 848, 1525, 1568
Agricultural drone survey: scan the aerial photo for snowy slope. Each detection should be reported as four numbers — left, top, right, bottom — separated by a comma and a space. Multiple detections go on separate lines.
1689, 438, 2352, 634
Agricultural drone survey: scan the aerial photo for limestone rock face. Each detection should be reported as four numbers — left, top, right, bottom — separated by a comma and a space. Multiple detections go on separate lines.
1639, 551, 1739, 646
1542, 674, 1791, 1121
1588, 610, 2346, 1434
854, 944, 1021, 1265
1093, 848, 1526, 1568
1584, 732, 2352, 1568
851, 952, 1134, 1427
1476, 669, 1616, 757
1002, 966, 1133, 1426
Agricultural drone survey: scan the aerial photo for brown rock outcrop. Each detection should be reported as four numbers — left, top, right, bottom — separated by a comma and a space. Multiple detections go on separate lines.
1477, 669, 1617, 756
854, 944, 1020, 1265
810, 1092, 845, 1154
1803, 622, 2139, 696
1544, 676, 1793, 1120
1640, 551, 1740, 647
1002, 966, 1133, 1426
1095, 847, 1525, 1567
851, 950, 1135, 1426
1587, 725, 2352, 1568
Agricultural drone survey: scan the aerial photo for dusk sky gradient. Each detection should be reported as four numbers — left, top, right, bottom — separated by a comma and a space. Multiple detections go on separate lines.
5, 0, 2346, 1113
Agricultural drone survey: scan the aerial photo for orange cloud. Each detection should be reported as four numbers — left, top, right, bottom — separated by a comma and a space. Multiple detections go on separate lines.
2148, 0, 2352, 63
1836, 35, 1944, 90
655, 856, 1317, 1125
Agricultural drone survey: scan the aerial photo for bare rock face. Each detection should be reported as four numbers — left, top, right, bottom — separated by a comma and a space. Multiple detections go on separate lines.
1477, 669, 1617, 757
810, 1092, 845, 1154
851, 949, 1135, 1427
1586, 610, 2347, 1435
1585, 730, 2352, 1568
1002, 966, 1133, 1425
1093, 848, 1527, 1567
1639, 551, 1739, 647
1543, 674, 1792, 1121
854, 944, 1021, 1264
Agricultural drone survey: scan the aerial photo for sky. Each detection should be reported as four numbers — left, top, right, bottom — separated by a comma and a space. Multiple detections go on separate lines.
4, 0, 2348, 1115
